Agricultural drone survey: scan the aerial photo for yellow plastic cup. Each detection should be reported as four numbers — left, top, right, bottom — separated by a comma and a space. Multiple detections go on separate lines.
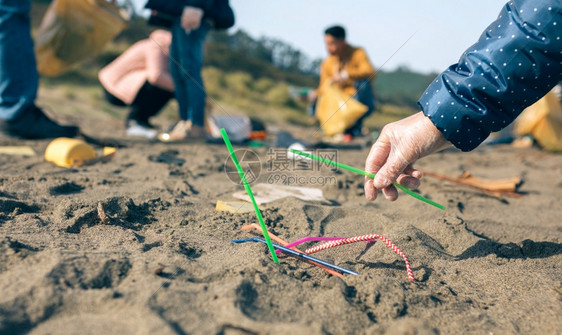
45, 138, 97, 167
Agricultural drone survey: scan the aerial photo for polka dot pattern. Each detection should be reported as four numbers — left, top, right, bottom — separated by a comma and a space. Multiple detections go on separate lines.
418, 0, 562, 151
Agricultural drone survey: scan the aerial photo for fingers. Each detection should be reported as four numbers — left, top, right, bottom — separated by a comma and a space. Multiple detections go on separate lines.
397, 174, 420, 189
365, 133, 390, 175
189, 21, 202, 30
182, 21, 199, 32
364, 134, 390, 201
181, 7, 203, 32
403, 165, 422, 179
364, 178, 377, 201
364, 111, 446, 203
366, 173, 418, 202
381, 184, 398, 201
373, 147, 411, 190
397, 164, 421, 189
364, 128, 422, 202
181, 19, 192, 33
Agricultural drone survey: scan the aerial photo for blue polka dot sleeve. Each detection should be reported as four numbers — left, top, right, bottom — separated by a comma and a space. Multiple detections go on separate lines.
418, 0, 562, 151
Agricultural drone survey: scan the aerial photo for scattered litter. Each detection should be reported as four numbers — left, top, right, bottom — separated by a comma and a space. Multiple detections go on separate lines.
221, 128, 279, 263
0, 146, 36, 157
45, 138, 96, 167
240, 224, 415, 281
103, 147, 117, 157
291, 149, 446, 210
208, 115, 252, 143
421, 170, 524, 199
275, 130, 312, 149
97, 202, 110, 225
281, 236, 344, 253
287, 143, 311, 161
154, 265, 165, 276
232, 237, 359, 275
241, 223, 342, 277
232, 183, 326, 205
302, 234, 415, 282
45, 138, 116, 168
216, 200, 254, 213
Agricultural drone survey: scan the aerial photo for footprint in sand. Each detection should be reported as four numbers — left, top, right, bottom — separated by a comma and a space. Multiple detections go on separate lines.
178, 242, 203, 259
48, 257, 132, 290
303, 205, 345, 235
148, 150, 186, 167
59, 197, 155, 234
0, 196, 40, 225
48, 181, 84, 196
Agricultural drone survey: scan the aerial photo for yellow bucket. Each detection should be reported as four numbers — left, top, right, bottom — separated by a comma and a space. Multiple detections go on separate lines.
45, 138, 97, 167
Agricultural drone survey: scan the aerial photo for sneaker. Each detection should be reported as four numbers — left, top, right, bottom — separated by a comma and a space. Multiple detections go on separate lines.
157, 120, 207, 142
126, 117, 156, 129
0, 105, 79, 139
125, 120, 157, 139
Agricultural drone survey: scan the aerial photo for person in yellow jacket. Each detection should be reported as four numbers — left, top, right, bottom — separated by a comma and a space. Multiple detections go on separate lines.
316, 25, 376, 141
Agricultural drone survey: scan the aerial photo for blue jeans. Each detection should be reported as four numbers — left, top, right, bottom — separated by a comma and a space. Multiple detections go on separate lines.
0, 0, 37, 121
347, 80, 375, 135
169, 21, 209, 127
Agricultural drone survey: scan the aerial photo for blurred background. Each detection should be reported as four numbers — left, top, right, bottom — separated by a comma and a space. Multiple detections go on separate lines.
31, 0, 508, 130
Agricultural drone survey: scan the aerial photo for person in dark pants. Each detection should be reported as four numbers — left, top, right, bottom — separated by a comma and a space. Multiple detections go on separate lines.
0, 0, 78, 139
145, 0, 234, 142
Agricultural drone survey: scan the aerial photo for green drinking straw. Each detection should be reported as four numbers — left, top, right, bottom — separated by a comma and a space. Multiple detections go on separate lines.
290, 149, 445, 210
221, 129, 279, 263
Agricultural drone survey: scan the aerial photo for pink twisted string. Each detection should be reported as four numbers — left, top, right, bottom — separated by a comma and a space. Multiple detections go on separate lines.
304, 234, 415, 282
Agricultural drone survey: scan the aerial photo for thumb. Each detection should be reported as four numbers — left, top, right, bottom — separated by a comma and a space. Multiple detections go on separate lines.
373, 148, 410, 189
365, 133, 390, 175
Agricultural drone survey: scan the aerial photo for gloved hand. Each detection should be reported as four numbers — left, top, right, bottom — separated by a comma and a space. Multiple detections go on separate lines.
181, 6, 204, 33
364, 111, 451, 201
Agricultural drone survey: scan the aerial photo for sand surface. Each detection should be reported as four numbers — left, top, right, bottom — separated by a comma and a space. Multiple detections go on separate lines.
1, 91, 561, 335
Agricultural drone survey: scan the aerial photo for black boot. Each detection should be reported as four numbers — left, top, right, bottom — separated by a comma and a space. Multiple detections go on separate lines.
0, 105, 79, 139
126, 81, 174, 127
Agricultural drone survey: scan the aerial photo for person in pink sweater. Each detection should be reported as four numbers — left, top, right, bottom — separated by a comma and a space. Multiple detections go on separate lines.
99, 30, 174, 139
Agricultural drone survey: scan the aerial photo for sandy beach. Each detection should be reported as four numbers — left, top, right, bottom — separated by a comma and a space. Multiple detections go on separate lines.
0, 87, 561, 335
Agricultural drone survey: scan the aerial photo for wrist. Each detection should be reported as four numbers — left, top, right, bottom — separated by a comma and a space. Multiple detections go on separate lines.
417, 112, 452, 153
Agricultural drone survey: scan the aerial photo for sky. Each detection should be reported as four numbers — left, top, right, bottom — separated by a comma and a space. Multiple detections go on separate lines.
132, 0, 509, 74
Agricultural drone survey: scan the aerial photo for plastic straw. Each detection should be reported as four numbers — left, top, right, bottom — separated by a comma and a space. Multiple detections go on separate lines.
304, 234, 415, 282
232, 237, 359, 275
290, 149, 445, 210
221, 129, 279, 263
241, 224, 343, 277
278, 236, 346, 254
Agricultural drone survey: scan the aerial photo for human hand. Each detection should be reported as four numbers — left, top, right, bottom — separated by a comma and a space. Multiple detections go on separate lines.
181, 6, 204, 33
330, 70, 348, 85
364, 112, 451, 201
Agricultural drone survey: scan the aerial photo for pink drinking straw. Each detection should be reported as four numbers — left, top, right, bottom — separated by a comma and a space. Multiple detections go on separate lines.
304, 234, 415, 282
275, 237, 346, 254
242, 225, 414, 282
